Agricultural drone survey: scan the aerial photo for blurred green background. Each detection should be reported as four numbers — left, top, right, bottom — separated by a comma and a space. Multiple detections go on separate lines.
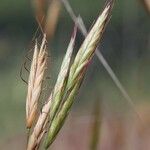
0, 0, 150, 144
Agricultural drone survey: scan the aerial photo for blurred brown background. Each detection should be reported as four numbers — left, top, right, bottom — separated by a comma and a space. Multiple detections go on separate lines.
0, 0, 150, 149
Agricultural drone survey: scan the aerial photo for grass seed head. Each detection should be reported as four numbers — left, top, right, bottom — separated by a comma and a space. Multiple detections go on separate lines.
26, 35, 48, 129
45, 2, 113, 148
27, 27, 77, 149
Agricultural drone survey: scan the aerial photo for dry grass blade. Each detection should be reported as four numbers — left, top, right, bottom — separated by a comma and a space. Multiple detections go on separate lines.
45, 0, 62, 40
27, 28, 77, 150
45, 3, 113, 148
32, 0, 46, 28
140, 0, 150, 14
26, 35, 48, 129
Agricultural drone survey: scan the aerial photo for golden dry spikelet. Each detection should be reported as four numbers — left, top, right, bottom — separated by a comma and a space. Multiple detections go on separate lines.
26, 35, 48, 129
27, 96, 52, 150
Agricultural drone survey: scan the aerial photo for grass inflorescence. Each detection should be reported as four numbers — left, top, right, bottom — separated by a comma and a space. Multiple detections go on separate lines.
25, 1, 113, 149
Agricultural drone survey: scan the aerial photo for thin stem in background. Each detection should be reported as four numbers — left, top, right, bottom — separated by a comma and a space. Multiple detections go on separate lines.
89, 99, 101, 150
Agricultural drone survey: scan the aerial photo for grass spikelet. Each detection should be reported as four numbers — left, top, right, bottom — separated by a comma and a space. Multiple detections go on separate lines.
45, 2, 113, 148
49, 25, 77, 122
26, 35, 48, 129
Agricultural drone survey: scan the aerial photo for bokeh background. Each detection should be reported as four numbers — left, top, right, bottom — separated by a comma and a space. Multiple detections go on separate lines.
0, 0, 150, 149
